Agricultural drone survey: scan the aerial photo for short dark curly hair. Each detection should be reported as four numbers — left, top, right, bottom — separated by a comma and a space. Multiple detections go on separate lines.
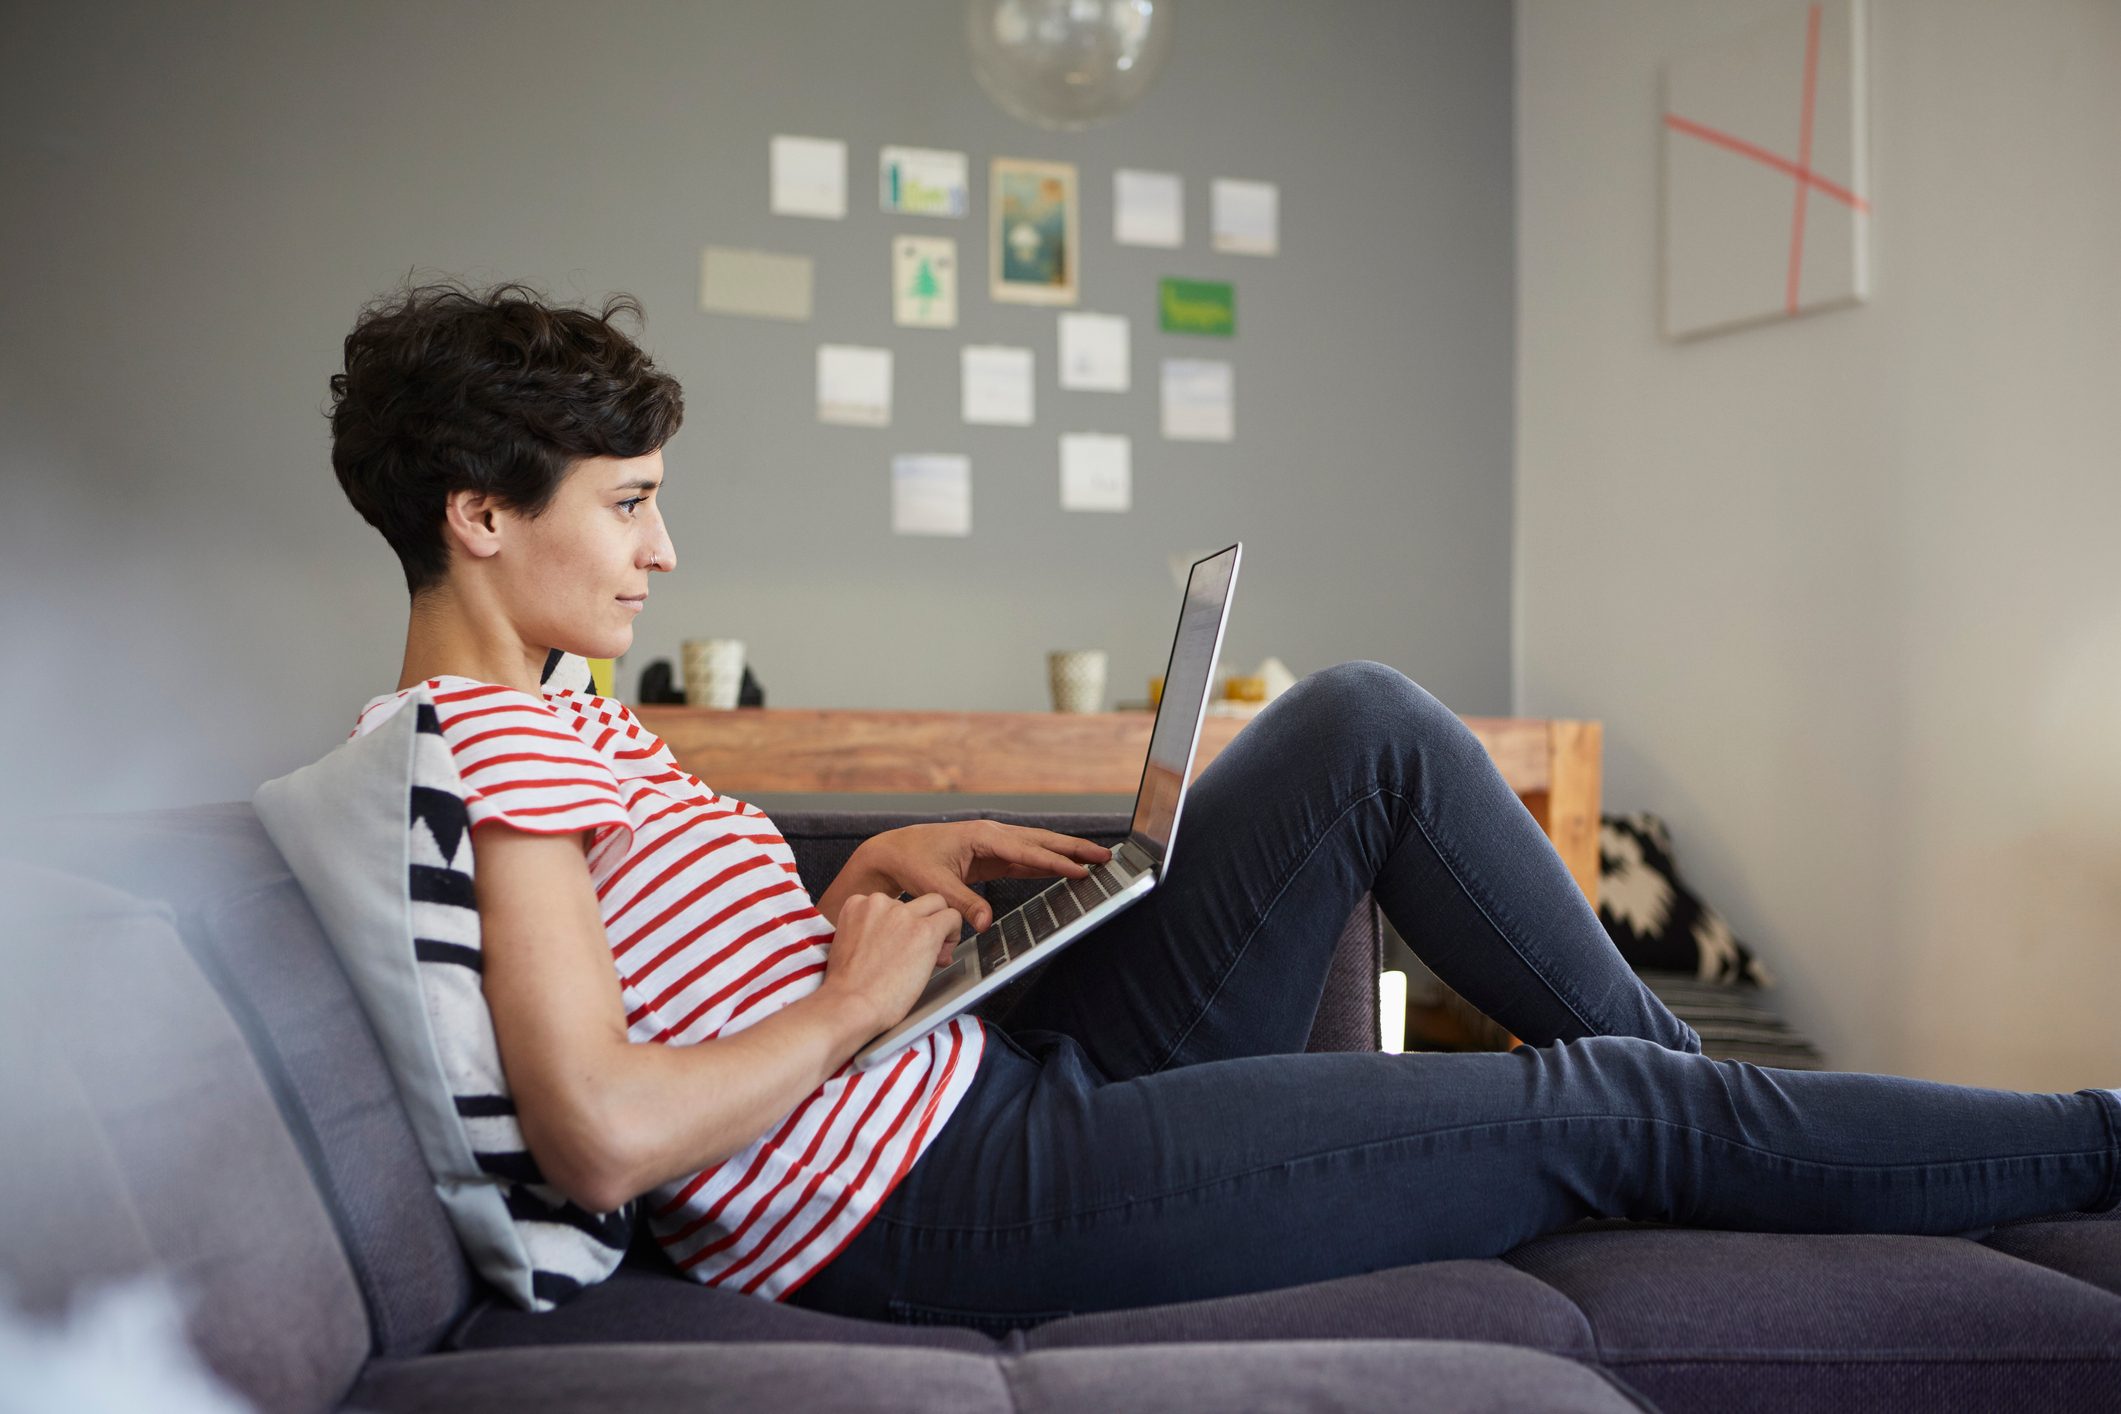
328, 278, 686, 595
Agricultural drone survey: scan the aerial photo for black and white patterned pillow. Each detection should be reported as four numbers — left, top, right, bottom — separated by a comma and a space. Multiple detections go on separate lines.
257, 650, 629, 1311
1598, 811, 1776, 987
407, 650, 631, 1306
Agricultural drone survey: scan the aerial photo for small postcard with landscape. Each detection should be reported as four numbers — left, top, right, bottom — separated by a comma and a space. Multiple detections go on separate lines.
991, 157, 1079, 306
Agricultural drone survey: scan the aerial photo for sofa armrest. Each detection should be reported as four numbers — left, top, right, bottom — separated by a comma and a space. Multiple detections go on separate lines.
771, 809, 1379, 1054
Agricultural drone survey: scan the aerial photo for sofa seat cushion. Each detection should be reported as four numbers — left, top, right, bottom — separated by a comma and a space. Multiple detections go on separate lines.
1503, 1216, 2121, 1408
450, 1243, 1597, 1359
448, 1259, 996, 1355
351, 1337, 1650, 1413
1976, 1208, 2121, 1301
1024, 1256, 1597, 1354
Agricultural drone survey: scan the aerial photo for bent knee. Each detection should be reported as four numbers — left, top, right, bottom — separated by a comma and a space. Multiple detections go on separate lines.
1289, 660, 1441, 721
1277, 661, 1453, 749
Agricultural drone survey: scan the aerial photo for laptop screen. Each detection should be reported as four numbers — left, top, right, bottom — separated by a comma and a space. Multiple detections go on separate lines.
1128, 544, 1241, 865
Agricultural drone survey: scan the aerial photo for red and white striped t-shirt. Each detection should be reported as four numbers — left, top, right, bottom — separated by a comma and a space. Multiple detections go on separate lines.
351, 676, 986, 1302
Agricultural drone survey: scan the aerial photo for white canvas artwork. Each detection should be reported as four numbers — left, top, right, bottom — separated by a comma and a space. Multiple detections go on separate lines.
1661, 0, 1871, 340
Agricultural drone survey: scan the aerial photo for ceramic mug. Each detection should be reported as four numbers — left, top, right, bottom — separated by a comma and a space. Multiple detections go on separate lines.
1047, 649, 1108, 714
681, 638, 746, 710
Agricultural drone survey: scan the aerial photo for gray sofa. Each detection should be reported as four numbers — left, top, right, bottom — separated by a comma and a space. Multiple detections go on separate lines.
4, 802, 2117, 1414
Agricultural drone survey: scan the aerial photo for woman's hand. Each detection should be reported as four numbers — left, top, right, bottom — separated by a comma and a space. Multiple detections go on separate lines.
816, 821, 1112, 934
818, 892, 967, 1034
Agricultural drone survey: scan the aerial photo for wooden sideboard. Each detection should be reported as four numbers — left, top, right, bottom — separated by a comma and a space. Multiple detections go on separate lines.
633, 706, 1603, 907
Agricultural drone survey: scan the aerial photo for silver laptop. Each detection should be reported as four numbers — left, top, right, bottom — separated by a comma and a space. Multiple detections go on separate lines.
852, 543, 1243, 1070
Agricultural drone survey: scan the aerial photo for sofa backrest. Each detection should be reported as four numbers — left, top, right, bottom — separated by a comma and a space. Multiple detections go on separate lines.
1, 858, 371, 1413
0, 805, 477, 1365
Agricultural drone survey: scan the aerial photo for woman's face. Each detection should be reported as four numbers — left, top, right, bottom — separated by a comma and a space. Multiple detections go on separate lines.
493, 448, 676, 661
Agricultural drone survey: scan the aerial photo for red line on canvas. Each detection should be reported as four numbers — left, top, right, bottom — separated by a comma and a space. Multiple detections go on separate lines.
1786, 3, 1823, 312
1661, 114, 1869, 213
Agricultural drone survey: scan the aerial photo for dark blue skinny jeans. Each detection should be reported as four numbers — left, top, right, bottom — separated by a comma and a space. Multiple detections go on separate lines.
788, 662, 2121, 1331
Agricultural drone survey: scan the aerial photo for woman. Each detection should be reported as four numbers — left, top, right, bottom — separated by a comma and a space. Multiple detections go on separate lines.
330, 280, 2119, 1330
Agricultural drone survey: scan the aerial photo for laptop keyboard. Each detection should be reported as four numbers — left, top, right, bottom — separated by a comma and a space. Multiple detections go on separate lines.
974, 850, 1143, 978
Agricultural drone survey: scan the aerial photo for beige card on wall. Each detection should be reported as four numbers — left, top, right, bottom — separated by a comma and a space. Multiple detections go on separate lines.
894, 236, 958, 327
699, 247, 814, 322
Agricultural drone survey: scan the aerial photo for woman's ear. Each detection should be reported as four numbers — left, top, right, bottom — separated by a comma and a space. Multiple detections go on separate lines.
441, 488, 505, 561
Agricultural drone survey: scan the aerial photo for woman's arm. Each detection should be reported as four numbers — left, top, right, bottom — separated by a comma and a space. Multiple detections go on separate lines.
470, 823, 950, 1214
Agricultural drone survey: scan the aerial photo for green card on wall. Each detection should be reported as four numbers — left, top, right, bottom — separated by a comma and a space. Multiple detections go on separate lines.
1159, 278, 1234, 336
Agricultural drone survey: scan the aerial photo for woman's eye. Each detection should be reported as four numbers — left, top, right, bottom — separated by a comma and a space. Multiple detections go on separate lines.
617, 497, 644, 514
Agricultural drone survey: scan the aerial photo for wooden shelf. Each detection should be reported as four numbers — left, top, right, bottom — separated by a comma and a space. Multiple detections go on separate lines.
633, 705, 1603, 908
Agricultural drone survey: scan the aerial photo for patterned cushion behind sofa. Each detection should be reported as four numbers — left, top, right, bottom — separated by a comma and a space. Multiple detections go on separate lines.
1598, 811, 1776, 987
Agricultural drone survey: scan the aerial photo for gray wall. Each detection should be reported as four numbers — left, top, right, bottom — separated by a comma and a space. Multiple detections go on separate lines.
0, 0, 1515, 815
1517, 0, 2121, 1090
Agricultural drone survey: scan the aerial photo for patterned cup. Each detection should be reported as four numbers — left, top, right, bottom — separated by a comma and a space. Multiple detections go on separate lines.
1047, 650, 1108, 714
681, 638, 746, 710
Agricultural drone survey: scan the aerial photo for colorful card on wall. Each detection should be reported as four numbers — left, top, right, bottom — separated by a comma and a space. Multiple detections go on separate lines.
1159, 279, 1234, 336
991, 157, 1079, 306
880, 145, 969, 216
1661, 0, 1871, 339
893, 236, 958, 327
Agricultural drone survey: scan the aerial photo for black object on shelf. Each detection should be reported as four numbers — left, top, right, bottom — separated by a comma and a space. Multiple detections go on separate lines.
637, 659, 767, 707
637, 660, 686, 703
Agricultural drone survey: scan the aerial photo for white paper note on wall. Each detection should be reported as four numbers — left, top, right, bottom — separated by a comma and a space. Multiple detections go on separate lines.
771, 135, 847, 218
1161, 359, 1234, 441
818, 345, 893, 426
1061, 433, 1131, 512
962, 346, 1034, 425
1114, 169, 1183, 247
892, 454, 972, 536
1211, 178, 1278, 255
1059, 312, 1129, 392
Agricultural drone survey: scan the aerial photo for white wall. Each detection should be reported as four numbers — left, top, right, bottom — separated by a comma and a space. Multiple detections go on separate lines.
1516, 0, 2121, 1089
